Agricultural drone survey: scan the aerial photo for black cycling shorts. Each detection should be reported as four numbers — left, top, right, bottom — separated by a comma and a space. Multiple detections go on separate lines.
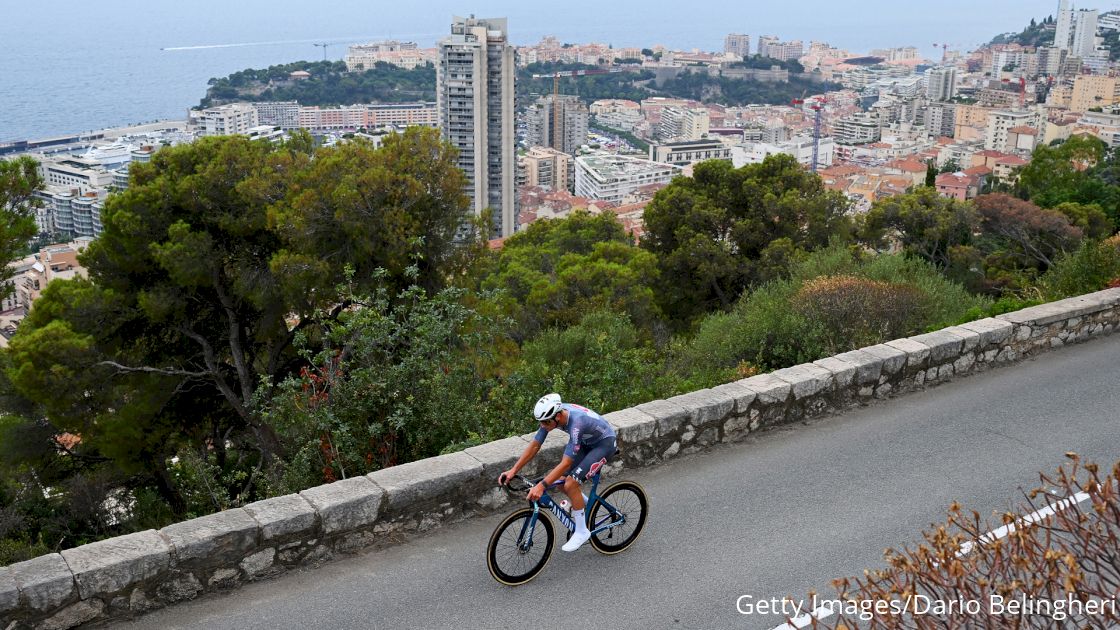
565, 436, 616, 482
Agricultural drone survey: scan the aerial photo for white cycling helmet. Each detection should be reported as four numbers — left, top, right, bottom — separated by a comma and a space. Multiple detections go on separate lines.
533, 393, 563, 422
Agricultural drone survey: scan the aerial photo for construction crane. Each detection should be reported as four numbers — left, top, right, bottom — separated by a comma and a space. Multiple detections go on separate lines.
313, 43, 330, 61
531, 67, 623, 149
791, 97, 827, 172
932, 43, 951, 63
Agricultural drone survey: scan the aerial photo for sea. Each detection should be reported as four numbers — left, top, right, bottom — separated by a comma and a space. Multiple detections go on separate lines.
0, 0, 1066, 143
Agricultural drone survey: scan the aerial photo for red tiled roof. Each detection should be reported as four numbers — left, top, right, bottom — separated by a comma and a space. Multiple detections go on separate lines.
1008, 125, 1038, 135
963, 166, 992, 175
995, 155, 1029, 166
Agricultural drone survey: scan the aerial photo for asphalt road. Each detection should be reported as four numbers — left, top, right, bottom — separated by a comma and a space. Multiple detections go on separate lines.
118, 334, 1120, 630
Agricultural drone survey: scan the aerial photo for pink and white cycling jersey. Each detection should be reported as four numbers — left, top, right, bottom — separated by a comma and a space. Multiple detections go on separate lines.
532, 403, 616, 459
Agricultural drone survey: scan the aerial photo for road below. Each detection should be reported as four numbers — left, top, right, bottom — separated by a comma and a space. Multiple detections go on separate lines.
119, 334, 1120, 630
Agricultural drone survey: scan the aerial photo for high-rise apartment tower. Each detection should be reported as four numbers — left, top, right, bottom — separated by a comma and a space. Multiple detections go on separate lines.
437, 15, 517, 238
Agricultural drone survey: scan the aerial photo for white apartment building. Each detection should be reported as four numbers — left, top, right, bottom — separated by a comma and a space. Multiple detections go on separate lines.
38, 156, 114, 189
1055, 0, 1074, 50
731, 135, 835, 169
345, 41, 435, 71
251, 101, 300, 129
33, 187, 108, 238
926, 67, 957, 102
834, 112, 882, 145
758, 37, 803, 61
985, 109, 1039, 152
437, 15, 517, 238
526, 95, 589, 154
590, 100, 642, 131
574, 153, 681, 203
366, 102, 438, 127
649, 139, 733, 166
189, 103, 259, 137
657, 107, 709, 141
924, 102, 957, 138
724, 33, 751, 58
1072, 9, 1099, 59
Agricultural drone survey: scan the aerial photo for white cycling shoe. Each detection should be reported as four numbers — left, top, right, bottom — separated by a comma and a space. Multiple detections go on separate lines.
562, 529, 591, 552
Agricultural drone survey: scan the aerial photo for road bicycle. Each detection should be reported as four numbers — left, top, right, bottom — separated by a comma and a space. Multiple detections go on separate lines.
486, 460, 648, 586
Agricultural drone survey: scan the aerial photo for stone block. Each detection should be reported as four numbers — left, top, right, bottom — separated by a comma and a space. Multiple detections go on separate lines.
667, 388, 735, 426
464, 435, 530, 484
243, 494, 319, 543
860, 344, 908, 375
770, 364, 833, 399
956, 318, 1013, 347
997, 298, 1100, 326
9, 553, 75, 612
39, 599, 103, 630
161, 509, 259, 567
367, 451, 483, 514
832, 350, 883, 386
604, 407, 658, 445
0, 567, 17, 616
941, 326, 981, 353
884, 338, 931, 370
710, 382, 757, 414
812, 356, 857, 389
634, 399, 690, 436
299, 476, 385, 535
909, 330, 964, 364
239, 548, 275, 578
60, 530, 168, 600
738, 374, 791, 405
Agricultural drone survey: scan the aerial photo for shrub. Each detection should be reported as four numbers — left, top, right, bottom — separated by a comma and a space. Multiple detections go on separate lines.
809, 455, 1120, 629
793, 276, 924, 356
1038, 239, 1120, 301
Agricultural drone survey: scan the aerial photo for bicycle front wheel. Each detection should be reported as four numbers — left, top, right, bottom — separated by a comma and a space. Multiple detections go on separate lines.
588, 480, 648, 554
486, 508, 554, 586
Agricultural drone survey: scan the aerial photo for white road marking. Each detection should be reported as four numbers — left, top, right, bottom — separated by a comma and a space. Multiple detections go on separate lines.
767, 491, 1094, 630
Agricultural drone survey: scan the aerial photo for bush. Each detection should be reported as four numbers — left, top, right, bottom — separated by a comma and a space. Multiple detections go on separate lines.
675, 246, 987, 375
810, 455, 1120, 629
1038, 239, 1120, 301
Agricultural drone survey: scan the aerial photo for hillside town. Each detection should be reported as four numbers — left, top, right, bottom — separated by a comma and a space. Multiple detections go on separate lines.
3, 3, 1120, 331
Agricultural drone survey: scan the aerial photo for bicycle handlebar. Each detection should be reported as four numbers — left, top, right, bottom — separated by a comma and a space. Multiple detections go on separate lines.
500, 474, 564, 493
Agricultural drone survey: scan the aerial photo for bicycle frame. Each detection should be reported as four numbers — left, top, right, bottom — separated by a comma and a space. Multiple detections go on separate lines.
515, 472, 626, 550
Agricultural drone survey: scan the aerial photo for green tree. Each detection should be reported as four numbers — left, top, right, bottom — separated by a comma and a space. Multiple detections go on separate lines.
478, 212, 660, 340
641, 155, 852, 324
1018, 135, 1107, 208
973, 193, 1083, 270
0, 156, 44, 298
859, 187, 979, 269
5, 128, 472, 515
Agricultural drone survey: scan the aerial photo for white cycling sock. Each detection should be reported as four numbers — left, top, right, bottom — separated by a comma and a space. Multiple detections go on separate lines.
572, 508, 589, 534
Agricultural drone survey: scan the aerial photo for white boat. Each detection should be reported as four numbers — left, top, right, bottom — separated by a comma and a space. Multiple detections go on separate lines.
81, 141, 137, 167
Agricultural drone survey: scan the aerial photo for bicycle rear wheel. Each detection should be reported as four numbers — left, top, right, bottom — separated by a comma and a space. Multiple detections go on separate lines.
487, 508, 554, 585
588, 480, 648, 554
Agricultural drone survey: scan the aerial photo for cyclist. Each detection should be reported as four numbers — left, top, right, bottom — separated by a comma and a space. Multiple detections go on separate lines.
498, 393, 617, 552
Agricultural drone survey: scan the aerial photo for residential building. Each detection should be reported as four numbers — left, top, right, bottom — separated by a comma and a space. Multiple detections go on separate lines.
345, 41, 436, 71
437, 15, 518, 238
298, 106, 365, 131
251, 101, 300, 129
732, 135, 835, 169
1072, 9, 1099, 59
525, 95, 589, 154
924, 102, 957, 138
366, 102, 439, 127
758, 37, 803, 61
935, 172, 981, 200
189, 103, 259, 137
926, 67, 957, 102
590, 99, 642, 131
1070, 75, 1120, 113
519, 146, 573, 192
833, 112, 882, 145
33, 187, 108, 238
37, 156, 113, 190
649, 139, 733, 166
574, 153, 681, 203
657, 107, 710, 141
1055, 0, 1074, 50
724, 33, 751, 58
985, 109, 1039, 152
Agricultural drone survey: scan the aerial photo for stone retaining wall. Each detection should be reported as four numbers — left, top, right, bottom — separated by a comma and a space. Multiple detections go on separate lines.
3, 288, 1119, 629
